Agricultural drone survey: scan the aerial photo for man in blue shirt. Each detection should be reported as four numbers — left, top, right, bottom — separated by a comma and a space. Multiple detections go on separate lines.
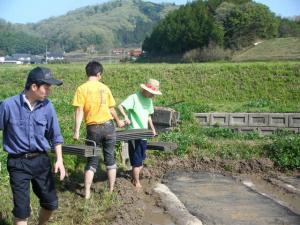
0, 67, 65, 225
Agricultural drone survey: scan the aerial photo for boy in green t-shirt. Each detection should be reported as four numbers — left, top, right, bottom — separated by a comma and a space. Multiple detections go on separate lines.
118, 79, 162, 188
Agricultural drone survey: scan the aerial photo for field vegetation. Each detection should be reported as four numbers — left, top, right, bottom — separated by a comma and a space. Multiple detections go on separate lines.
0, 61, 299, 224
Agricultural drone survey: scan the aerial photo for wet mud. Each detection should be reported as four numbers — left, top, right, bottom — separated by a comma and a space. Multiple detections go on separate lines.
112, 155, 299, 225
60, 155, 299, 225
164, 171, 300, 225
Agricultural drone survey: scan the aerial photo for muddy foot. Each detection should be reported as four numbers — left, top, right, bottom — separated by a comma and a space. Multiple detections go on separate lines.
75, 188, 91, 199
131, 178, 142, 189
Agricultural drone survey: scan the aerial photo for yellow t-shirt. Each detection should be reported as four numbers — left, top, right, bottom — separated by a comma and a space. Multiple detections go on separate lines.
72, 81, 116, 125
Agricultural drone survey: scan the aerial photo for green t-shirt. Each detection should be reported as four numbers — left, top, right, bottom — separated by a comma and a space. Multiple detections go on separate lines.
121, 91, 154, 129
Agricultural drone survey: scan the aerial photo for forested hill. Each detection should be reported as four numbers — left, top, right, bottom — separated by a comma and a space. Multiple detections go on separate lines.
0, 0, 178, 55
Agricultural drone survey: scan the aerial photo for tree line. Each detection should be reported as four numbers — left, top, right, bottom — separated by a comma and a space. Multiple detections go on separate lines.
0, 0, 299, 56
0, 0, 177, 56
142, 0, 300, 55
0, 19, 45, 56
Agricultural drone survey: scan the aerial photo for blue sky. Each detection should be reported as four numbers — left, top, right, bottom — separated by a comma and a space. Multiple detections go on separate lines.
0, 0, 299, 24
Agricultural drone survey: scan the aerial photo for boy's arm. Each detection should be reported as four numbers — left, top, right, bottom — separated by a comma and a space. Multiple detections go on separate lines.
73, 106, 84, 140
118, 104, 131, 125
110, 107, 125, 128
148, 116, 157, 136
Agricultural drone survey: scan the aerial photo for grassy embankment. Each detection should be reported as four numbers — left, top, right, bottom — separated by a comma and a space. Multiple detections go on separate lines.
0, 62, 299, 224
232, 37, 300, 62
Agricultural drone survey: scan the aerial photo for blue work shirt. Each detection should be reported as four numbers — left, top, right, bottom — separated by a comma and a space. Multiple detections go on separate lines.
0, 93, 63, 154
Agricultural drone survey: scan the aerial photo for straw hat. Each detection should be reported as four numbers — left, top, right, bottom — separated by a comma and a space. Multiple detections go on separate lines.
140, 79, 162, 95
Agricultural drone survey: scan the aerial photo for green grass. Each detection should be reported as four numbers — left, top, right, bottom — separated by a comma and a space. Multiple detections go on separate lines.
160, 120, 267, 158
0, 61, 299, 223
232, 37, 300, 62
1, 61, 300, 115
0, 61, 299, 163
0, 61, 299, 157
0, 185, 117, 225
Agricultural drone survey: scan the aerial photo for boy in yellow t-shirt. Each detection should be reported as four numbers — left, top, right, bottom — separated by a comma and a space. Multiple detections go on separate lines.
73, 61, 124, 198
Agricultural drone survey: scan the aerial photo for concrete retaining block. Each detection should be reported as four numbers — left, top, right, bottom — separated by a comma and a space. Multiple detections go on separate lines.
239, 127, 258, 133
249, 113, 269, 127
269, 113, 289, 127
288, 113, 300, 128
258, 127, 277, 135
210, 113, 229, 126
194, 113, 210, 125
229, 113, 248, 126
288, 128, 299, 133
173, 111, 180, 126
153, 107, 172, 126
152, 107, 180, 127
285, 128, 300, 134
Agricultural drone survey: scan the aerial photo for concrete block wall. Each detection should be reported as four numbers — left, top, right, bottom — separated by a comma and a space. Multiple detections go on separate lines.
249, 113, 269, 127
269, 113, 289, 127
194, 113, 210, 126
194, 113, 300, 134
210, 113, 229, 126
289, 114, 300, 128
229, 113, 248, 126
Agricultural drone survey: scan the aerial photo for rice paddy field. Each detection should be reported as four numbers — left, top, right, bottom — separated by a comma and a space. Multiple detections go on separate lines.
0, 61, 299, 224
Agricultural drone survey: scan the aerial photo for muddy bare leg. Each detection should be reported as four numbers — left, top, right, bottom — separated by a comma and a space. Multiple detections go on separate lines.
107, 168, 116, 193
84, 170, 94, 199
132, 166, 143, 188
38, 208, 53, 225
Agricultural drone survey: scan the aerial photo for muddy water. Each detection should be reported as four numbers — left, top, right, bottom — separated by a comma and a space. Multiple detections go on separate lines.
163, 171, 300, 225
240, 174, 300, 215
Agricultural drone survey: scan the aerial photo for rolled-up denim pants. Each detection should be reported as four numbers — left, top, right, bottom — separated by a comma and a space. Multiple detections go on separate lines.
85, 120, 117, 172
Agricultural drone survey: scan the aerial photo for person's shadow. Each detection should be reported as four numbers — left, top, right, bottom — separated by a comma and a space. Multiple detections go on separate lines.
0, 219, 11, 225
55, 164, 110, 197
55, 169, 84, 193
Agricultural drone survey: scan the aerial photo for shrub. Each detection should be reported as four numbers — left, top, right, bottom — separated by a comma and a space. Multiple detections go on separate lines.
201, 127, 235, 138
266, 135, 300, 169
160, 121, 208, 155
183, 43, 232, 62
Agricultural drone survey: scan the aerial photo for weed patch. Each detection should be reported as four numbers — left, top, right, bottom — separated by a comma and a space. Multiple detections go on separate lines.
266, 135, 300, 169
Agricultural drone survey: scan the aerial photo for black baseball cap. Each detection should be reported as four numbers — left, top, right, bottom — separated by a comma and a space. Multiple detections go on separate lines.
26, 67, 63, 86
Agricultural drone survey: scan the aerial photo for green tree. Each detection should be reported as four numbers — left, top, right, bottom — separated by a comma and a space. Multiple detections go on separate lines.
205, 0, 251, 14
220, 2, 279, 49
0, 20, 45, 55
278, 18, 300, 37
143, 0, 223, 54
214, 2, 236, 27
